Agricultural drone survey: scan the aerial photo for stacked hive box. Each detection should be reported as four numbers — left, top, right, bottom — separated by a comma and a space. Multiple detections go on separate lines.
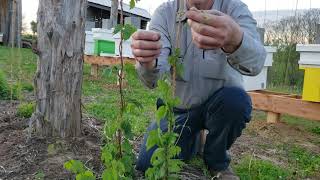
296, 44, 320, 102
243, 46, 276, 91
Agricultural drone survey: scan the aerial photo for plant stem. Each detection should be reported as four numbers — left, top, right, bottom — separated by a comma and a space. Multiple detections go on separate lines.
118, 0, 125, 158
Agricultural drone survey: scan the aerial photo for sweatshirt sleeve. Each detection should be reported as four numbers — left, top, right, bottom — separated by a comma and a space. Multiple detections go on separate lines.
135, 3, 172, 89
225, 1, 267, 76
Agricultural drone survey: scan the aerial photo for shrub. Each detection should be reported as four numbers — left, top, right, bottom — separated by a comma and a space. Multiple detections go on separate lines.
17, 102, 35, 118
0, 70, 20, 100
0, 70, 10, 99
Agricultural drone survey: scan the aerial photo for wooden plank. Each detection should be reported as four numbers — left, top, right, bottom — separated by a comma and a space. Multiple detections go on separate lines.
267, 112, 281, 123
249, 91, 320, 121
84, 55, 135, 66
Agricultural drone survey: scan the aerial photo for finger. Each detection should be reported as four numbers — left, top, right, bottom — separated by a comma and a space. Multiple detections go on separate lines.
187, 19, 220, 37
191, 29, 223, 48
135, 55, 159, 63
131, 40, 162, 50
202, 9, 224, 16
132, 30, 161, 41
189, 7, 224, 16
132, 49, 161, 57
186, 10, 224, 27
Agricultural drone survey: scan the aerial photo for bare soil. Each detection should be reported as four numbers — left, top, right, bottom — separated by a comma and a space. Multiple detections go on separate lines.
0, 101, 319, 180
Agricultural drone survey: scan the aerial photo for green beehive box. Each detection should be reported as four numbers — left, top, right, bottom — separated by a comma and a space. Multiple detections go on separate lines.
94, 40, 115, 56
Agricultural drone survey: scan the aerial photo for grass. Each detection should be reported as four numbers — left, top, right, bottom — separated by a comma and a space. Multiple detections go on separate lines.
234, 145, 320, 180
17, 102, 35, 118
234, 155, 291, 180
82, 64, 159, 135
287, 145, 320, 178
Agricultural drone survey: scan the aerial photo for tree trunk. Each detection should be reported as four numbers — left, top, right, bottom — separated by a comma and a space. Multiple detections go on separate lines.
15, 0, 21, 48
107, 0, 118, 29
33, 0, 87, 137
8, 0, 16, 47
0, 0, 8, 33
0, 0, 21, 47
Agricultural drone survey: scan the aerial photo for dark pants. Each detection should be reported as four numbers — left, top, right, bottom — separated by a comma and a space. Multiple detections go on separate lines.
136, 87, 252, 171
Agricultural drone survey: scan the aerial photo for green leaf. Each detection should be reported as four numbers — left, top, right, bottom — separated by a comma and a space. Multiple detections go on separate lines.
113, 24, 123, 35
101, 148, 113, 166
150, 148, 165, 166
104, 119, 119, 138
102, 169, 116, 180
168, 159, 184, 173
76, 171, 96, 180
64, 160, 85, 174
129, 0, 135, 9
123, 24, 137, 40
169, 145, 181, 157
157, 79, 171, 99
120, 120, 133, 139
156, 105, 167, 121
176, 61, 184, 78
123, 139, 133, 154
146, 130, 160, 150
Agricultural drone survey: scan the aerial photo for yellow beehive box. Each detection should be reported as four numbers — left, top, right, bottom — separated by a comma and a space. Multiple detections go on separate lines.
297, 44, 320, 102
299, 66, 320, 102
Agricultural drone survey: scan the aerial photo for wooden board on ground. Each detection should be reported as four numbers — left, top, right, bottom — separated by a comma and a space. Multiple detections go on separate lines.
84, 55, 135, 78
248, 90, 320, 122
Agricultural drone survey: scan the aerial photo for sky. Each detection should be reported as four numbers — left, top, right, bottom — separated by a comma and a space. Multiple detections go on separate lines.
22, 0, 320, 32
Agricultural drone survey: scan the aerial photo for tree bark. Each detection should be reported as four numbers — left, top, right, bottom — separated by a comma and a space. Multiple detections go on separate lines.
0, 0, 21, 47
33, 0, 87, 137
0, 0, 8, 33
8, 0, 16, 47
107, 0, 118, 29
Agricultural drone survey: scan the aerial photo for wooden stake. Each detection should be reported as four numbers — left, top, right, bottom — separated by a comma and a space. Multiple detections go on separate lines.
266, 111, 281, 123
91, 64, 99, 78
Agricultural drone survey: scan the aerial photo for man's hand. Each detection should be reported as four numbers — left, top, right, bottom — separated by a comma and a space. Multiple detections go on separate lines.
131, 30, 162, 69
186, 7, 243, 53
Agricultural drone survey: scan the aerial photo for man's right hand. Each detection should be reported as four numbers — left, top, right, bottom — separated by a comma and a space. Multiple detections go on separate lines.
131, 30, 162, 69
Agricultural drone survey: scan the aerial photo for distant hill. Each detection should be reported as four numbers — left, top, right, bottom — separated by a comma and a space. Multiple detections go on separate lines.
252, 9, 312, 27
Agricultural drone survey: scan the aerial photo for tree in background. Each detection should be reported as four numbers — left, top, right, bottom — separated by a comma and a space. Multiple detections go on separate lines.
31, 0, 86, 137
0, 0, 22, 47
30, 20, 37, 36
107, 0, 118, 29
264, 9, 320, 91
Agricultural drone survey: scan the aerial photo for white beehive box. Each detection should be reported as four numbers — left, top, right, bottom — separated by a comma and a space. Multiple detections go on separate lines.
85, 31, 94, 55
296, 44, 320, 67
243, 46, 276, 91
92, 28, 114, 41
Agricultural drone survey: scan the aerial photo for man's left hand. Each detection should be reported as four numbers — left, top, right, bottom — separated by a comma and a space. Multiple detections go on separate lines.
186, 7, 243, 53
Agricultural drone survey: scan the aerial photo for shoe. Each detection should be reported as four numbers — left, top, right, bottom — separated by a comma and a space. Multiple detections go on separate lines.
210, 167, 240, 180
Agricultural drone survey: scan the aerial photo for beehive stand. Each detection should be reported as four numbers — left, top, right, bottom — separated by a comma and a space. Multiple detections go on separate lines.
248, 90, 320, 123
84, 55, 135, 78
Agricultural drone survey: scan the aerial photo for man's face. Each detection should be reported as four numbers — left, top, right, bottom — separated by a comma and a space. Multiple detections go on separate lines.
187, 0, 214, 10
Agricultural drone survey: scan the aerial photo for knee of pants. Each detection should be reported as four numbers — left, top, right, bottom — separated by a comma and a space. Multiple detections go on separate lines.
207, 86, 252, 124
